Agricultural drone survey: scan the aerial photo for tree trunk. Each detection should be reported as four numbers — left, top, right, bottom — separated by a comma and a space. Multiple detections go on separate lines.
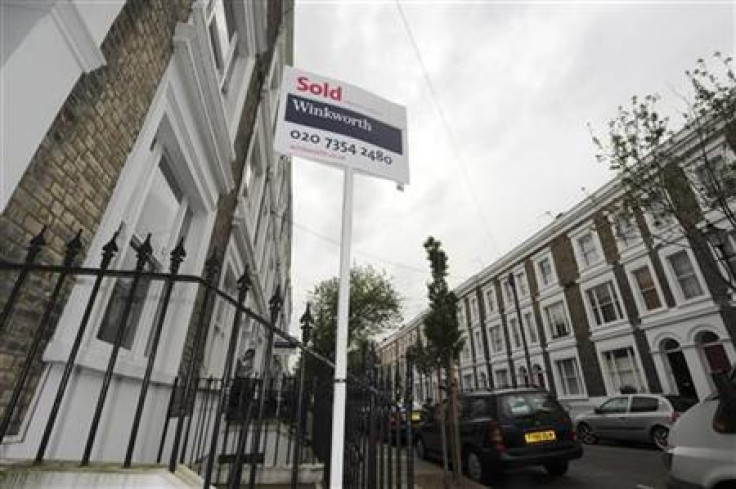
448, 363, 463, 485
437, 368, 450, 488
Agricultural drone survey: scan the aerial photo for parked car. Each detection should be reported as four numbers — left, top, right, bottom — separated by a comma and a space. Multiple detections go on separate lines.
664, 365, 736, 489
386, 404, 423, 443
414, 388, 582, 485
575, 394, 697, 450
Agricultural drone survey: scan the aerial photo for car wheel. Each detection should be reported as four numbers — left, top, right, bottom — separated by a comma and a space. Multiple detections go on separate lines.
415, 437, 428, 460
544, 460, 569, 477
651, 426, 669, 450
465, 450, 487, 484
577, 422, 598, 445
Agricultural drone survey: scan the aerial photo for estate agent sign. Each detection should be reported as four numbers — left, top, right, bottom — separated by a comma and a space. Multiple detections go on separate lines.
274, 66, 409, 185
274, 66, 408, 489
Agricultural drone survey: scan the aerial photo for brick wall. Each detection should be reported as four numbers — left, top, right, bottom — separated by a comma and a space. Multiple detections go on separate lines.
549, 234, 607, 397
595, 212, 663, 392
0, 0, 193, 435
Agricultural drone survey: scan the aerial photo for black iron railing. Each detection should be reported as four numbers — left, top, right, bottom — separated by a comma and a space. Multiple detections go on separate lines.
0, 227, 416, 488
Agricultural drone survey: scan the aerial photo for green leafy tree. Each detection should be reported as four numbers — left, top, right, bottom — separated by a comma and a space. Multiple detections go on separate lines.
309, 264, 402, 364
423, 237, 464, 485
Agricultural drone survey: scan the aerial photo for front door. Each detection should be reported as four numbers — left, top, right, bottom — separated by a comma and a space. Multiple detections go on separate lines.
667, 350, 697, 400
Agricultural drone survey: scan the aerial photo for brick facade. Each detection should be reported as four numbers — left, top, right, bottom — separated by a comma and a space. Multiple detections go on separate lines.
0, 0, 193, 434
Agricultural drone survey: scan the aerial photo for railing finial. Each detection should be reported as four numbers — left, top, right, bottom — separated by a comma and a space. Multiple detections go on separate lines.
169, 237, 186, 274
25, 225, 47, 263
63, 229, 84, 267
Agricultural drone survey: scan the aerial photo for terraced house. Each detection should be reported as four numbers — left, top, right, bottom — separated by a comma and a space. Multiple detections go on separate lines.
0, 0, 294, 484
380, 118, 736, 415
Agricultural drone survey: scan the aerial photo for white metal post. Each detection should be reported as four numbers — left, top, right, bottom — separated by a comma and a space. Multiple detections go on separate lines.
329, 167, 354, 488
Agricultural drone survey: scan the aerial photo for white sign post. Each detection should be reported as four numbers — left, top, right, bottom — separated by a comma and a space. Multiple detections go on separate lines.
274, 66, 408, 488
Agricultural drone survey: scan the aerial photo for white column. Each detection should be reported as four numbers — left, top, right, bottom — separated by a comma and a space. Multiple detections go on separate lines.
682, 346, 713, 400
651, 351, 674, 395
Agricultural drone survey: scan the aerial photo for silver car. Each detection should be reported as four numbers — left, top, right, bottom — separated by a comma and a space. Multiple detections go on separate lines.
575, 394, 697, 450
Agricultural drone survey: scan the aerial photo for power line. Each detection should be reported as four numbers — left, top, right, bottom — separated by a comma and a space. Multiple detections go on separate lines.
394, 0, 500, 258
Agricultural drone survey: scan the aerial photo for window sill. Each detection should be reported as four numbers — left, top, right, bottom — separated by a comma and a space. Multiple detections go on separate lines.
578, 262, 613, 283
44, 339, 177, 386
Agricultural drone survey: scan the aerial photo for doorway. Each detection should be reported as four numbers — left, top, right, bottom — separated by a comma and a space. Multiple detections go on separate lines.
662, 339, 698, 400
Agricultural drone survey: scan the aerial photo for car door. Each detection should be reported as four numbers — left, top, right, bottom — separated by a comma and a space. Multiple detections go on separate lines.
594, 396, 630, 440
626, 395, 662, 442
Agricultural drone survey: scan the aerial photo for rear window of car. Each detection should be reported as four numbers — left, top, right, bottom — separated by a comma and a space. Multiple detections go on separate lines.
665, 396, 697, 412
631, 396, 660, 412
499, 392, 565, 419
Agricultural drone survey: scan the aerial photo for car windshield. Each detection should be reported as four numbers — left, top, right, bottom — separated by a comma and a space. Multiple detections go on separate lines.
499, 392, 564, 418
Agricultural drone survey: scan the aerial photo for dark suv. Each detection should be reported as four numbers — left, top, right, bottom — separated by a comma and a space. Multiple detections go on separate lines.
414, 388, 583, 484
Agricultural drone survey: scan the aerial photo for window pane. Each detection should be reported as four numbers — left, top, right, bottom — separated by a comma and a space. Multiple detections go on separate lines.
633, 266, 662, 310
599, 397, 628, 414
556, 358, 582, 396
579, 234, 599, 266
588, 282, 623, 325
631, 397, 659, 413
604, 347, 643, 393
545, 301, 569, 338
668, 251, 703, 299
524, 312, 537, 343
509, 318, 521, 348
98, 241, 158, 349
539, 258, 553, 286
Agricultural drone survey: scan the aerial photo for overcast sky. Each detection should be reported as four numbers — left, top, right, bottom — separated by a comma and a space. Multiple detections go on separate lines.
287, 0, 735, 337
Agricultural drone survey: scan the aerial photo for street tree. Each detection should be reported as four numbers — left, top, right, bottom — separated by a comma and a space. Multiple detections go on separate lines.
422, 237, 464, 485
591, 52, 736, 303
309, 263, 402, 366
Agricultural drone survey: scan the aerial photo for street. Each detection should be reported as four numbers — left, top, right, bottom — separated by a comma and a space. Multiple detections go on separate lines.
414, 442, 668, 489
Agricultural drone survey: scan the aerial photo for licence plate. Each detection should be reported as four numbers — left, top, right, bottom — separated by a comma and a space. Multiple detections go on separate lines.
524, 430, 556, 444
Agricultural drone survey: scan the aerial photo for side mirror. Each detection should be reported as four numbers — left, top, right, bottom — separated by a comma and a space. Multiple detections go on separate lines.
712, 371, 736, 434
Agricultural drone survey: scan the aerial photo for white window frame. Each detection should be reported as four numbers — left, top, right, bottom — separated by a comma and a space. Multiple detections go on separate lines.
661, 245, 707, 305
473, 329, 483, 358
569, 223, 605, 274
597, 342, 647, 396
46, 101, 221, 380
552, 355, 587, 399
522, 308, 538, 345
508, 316, 522, 350
458, 302, 467, 328
470, 296, 479, 324
488, 322, 505, 355
583, 275, 626, 328
514, 268, 529, 299
494, 368, 511, 389
535, 253, 557, 291
610, 209, 642, 253
483, 285, 496, 317
541, 298, 572, 341
625, 257, 666, 317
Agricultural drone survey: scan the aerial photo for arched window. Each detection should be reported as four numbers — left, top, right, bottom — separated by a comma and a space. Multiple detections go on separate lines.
697, 331, 731, 373
662, 338, 680, 352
